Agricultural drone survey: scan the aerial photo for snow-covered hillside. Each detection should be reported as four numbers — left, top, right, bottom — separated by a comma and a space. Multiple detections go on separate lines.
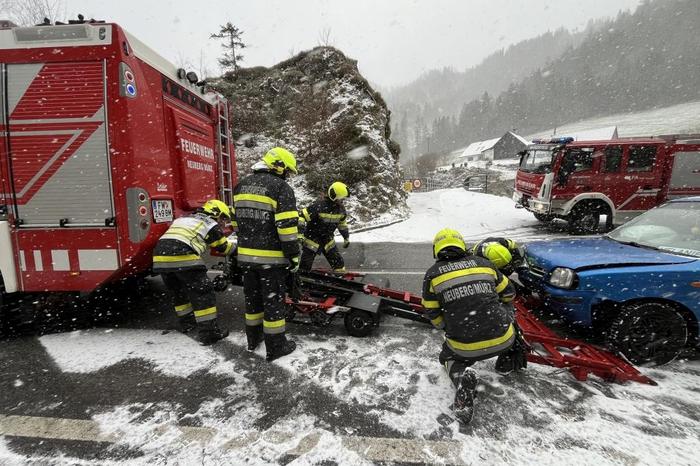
214, 47, 407, 226
530, 100, 700, 139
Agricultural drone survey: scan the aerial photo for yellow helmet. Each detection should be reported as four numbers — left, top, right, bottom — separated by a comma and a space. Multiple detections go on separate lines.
262, 147, 298, 175
202, 199, 231, 220
328, 181, 349, 201
432, 228, 466, 258
484, 243, 512, 269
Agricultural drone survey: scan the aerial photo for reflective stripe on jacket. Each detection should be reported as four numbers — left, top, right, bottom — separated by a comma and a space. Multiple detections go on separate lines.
153, 212, 231, 271
299, 197, 349, 245
233, 168, 299, 267
421, 250, 516, 359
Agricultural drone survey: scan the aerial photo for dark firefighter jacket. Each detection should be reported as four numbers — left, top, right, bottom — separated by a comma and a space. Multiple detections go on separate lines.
421, 249, 516, 360
299, 197, 349, 253
233, 166, 299, 267
152, 212, 232, 272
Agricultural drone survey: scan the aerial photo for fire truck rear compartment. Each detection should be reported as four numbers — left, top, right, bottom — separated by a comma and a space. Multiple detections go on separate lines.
1, 61, 121, 293
3, 61, 114, 227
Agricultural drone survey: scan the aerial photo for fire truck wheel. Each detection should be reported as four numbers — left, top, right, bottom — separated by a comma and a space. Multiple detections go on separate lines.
568, 202, 608, 235
344, 309, 376, 337
607, 302, 688, 366
0, 291, 38, 338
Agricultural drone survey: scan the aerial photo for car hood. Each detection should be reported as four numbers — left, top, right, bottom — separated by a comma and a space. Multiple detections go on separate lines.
525, 237, 696, 272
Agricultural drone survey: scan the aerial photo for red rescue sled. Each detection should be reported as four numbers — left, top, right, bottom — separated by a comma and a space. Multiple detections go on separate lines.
282, 270, 656, 385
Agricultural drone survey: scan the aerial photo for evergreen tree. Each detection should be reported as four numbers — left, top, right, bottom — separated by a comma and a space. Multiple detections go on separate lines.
211, 23, 247, 72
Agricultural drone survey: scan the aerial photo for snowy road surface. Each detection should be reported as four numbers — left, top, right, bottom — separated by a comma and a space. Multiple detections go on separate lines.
0, 192, 697, 464
1, 242, 699, 465
353, 189, 541, 243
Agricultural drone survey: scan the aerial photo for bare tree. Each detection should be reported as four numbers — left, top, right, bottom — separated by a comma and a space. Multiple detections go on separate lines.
175, 51, 193, 71
1, 0, 66, 26
197, 49, 211, 80
318, 27, 333, 47
210, 22, 246, 72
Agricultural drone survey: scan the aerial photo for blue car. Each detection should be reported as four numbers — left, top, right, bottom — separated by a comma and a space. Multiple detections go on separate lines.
518, 196, 700, 365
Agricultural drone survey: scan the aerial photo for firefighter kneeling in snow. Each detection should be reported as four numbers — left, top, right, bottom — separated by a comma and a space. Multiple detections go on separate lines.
421, 228, 526, 424
152, 200, 234, 345
233, 147, 300, 361
299, 181, 351, 273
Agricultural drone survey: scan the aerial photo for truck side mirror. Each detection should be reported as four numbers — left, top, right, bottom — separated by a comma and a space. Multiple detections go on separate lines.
517, 150, 526, 165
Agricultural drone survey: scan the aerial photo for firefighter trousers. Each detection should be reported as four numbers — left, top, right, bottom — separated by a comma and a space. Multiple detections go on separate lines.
439, 322, 525, 385
299, 238, 345, 272
161, 269, 218, 323
242, 267, 290, 336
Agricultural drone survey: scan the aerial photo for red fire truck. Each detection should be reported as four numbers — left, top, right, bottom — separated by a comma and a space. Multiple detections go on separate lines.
513, 135, 700, 234
0, 20, 237, 314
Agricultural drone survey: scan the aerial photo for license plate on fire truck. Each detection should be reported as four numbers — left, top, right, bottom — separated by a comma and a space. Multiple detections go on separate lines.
152, 200, 173, 223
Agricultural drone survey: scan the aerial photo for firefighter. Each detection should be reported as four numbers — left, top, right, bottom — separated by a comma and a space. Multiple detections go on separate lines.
421, 228, 526, 425
152, 199, 234, 345
470, 237, 523, 276
298, 181, 350, 273
233, 147, 300, 361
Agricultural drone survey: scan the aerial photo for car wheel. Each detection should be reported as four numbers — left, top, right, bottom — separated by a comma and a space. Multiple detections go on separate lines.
533, 213, 554, 222
607, 302, 688, 365
344, 309, 376, 337
568, 203, 605, 235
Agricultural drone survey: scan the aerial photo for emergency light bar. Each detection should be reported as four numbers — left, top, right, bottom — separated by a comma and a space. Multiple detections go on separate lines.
531, 137, 575, 144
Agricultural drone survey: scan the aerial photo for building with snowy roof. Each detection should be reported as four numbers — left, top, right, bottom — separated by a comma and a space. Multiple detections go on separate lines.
452, 131, 529, 166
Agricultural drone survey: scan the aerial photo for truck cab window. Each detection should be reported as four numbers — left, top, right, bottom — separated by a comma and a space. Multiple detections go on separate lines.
603, 146, 623, 172
562, 148, 594, 174
627, 146, 657, 172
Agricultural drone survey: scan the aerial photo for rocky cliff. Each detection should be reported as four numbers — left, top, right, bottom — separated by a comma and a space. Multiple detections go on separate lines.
213, 47, 407, 227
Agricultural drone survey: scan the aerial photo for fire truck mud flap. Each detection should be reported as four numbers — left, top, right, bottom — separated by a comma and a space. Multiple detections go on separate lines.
0, 221, 18, 293
344, 292, 381, 315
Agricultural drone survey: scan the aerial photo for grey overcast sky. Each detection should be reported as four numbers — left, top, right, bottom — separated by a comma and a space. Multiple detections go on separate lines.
61, 0, 642, 87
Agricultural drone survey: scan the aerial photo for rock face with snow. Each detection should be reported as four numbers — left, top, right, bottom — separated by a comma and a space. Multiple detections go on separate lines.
213, 47, 407, 226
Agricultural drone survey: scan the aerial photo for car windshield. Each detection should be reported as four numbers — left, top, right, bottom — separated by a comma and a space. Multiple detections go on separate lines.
607, 202, 700, 257
519, 148, 554, 173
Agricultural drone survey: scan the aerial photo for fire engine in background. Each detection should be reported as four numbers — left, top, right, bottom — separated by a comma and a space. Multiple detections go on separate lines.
513, 135, 700, 234
0, 19, 237, 324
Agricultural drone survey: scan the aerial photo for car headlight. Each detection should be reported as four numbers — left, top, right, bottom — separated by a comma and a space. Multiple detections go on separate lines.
549, 267, 576, 288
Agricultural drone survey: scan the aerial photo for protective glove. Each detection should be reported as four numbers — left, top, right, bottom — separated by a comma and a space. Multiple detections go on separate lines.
288, 255, 300, 273
343, 238, 350, 249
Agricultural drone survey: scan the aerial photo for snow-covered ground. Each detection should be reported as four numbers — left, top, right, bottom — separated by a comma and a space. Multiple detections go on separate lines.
529, 100, 700, 139
353, 188, 537, 242
4, 325, 697, 465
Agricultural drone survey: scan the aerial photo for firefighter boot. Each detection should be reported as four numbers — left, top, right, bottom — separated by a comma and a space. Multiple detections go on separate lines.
177, 313, 197, 334
265, 333, 296, 362
495, 350, 516, 374
246, 325, 264, 351
495, 335, 528, 375
452, 369, 478, 425
198, 320, 229, 346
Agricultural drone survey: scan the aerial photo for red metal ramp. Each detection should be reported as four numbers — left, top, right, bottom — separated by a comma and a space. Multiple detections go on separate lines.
513, 297, 656, 385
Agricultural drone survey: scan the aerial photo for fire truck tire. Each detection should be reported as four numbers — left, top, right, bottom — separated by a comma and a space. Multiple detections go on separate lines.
344, 309, 377, 337
533, 213, 554, 222
0, 291, 38, 337
568, 202, 609, 235
607, 302, 688, 366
